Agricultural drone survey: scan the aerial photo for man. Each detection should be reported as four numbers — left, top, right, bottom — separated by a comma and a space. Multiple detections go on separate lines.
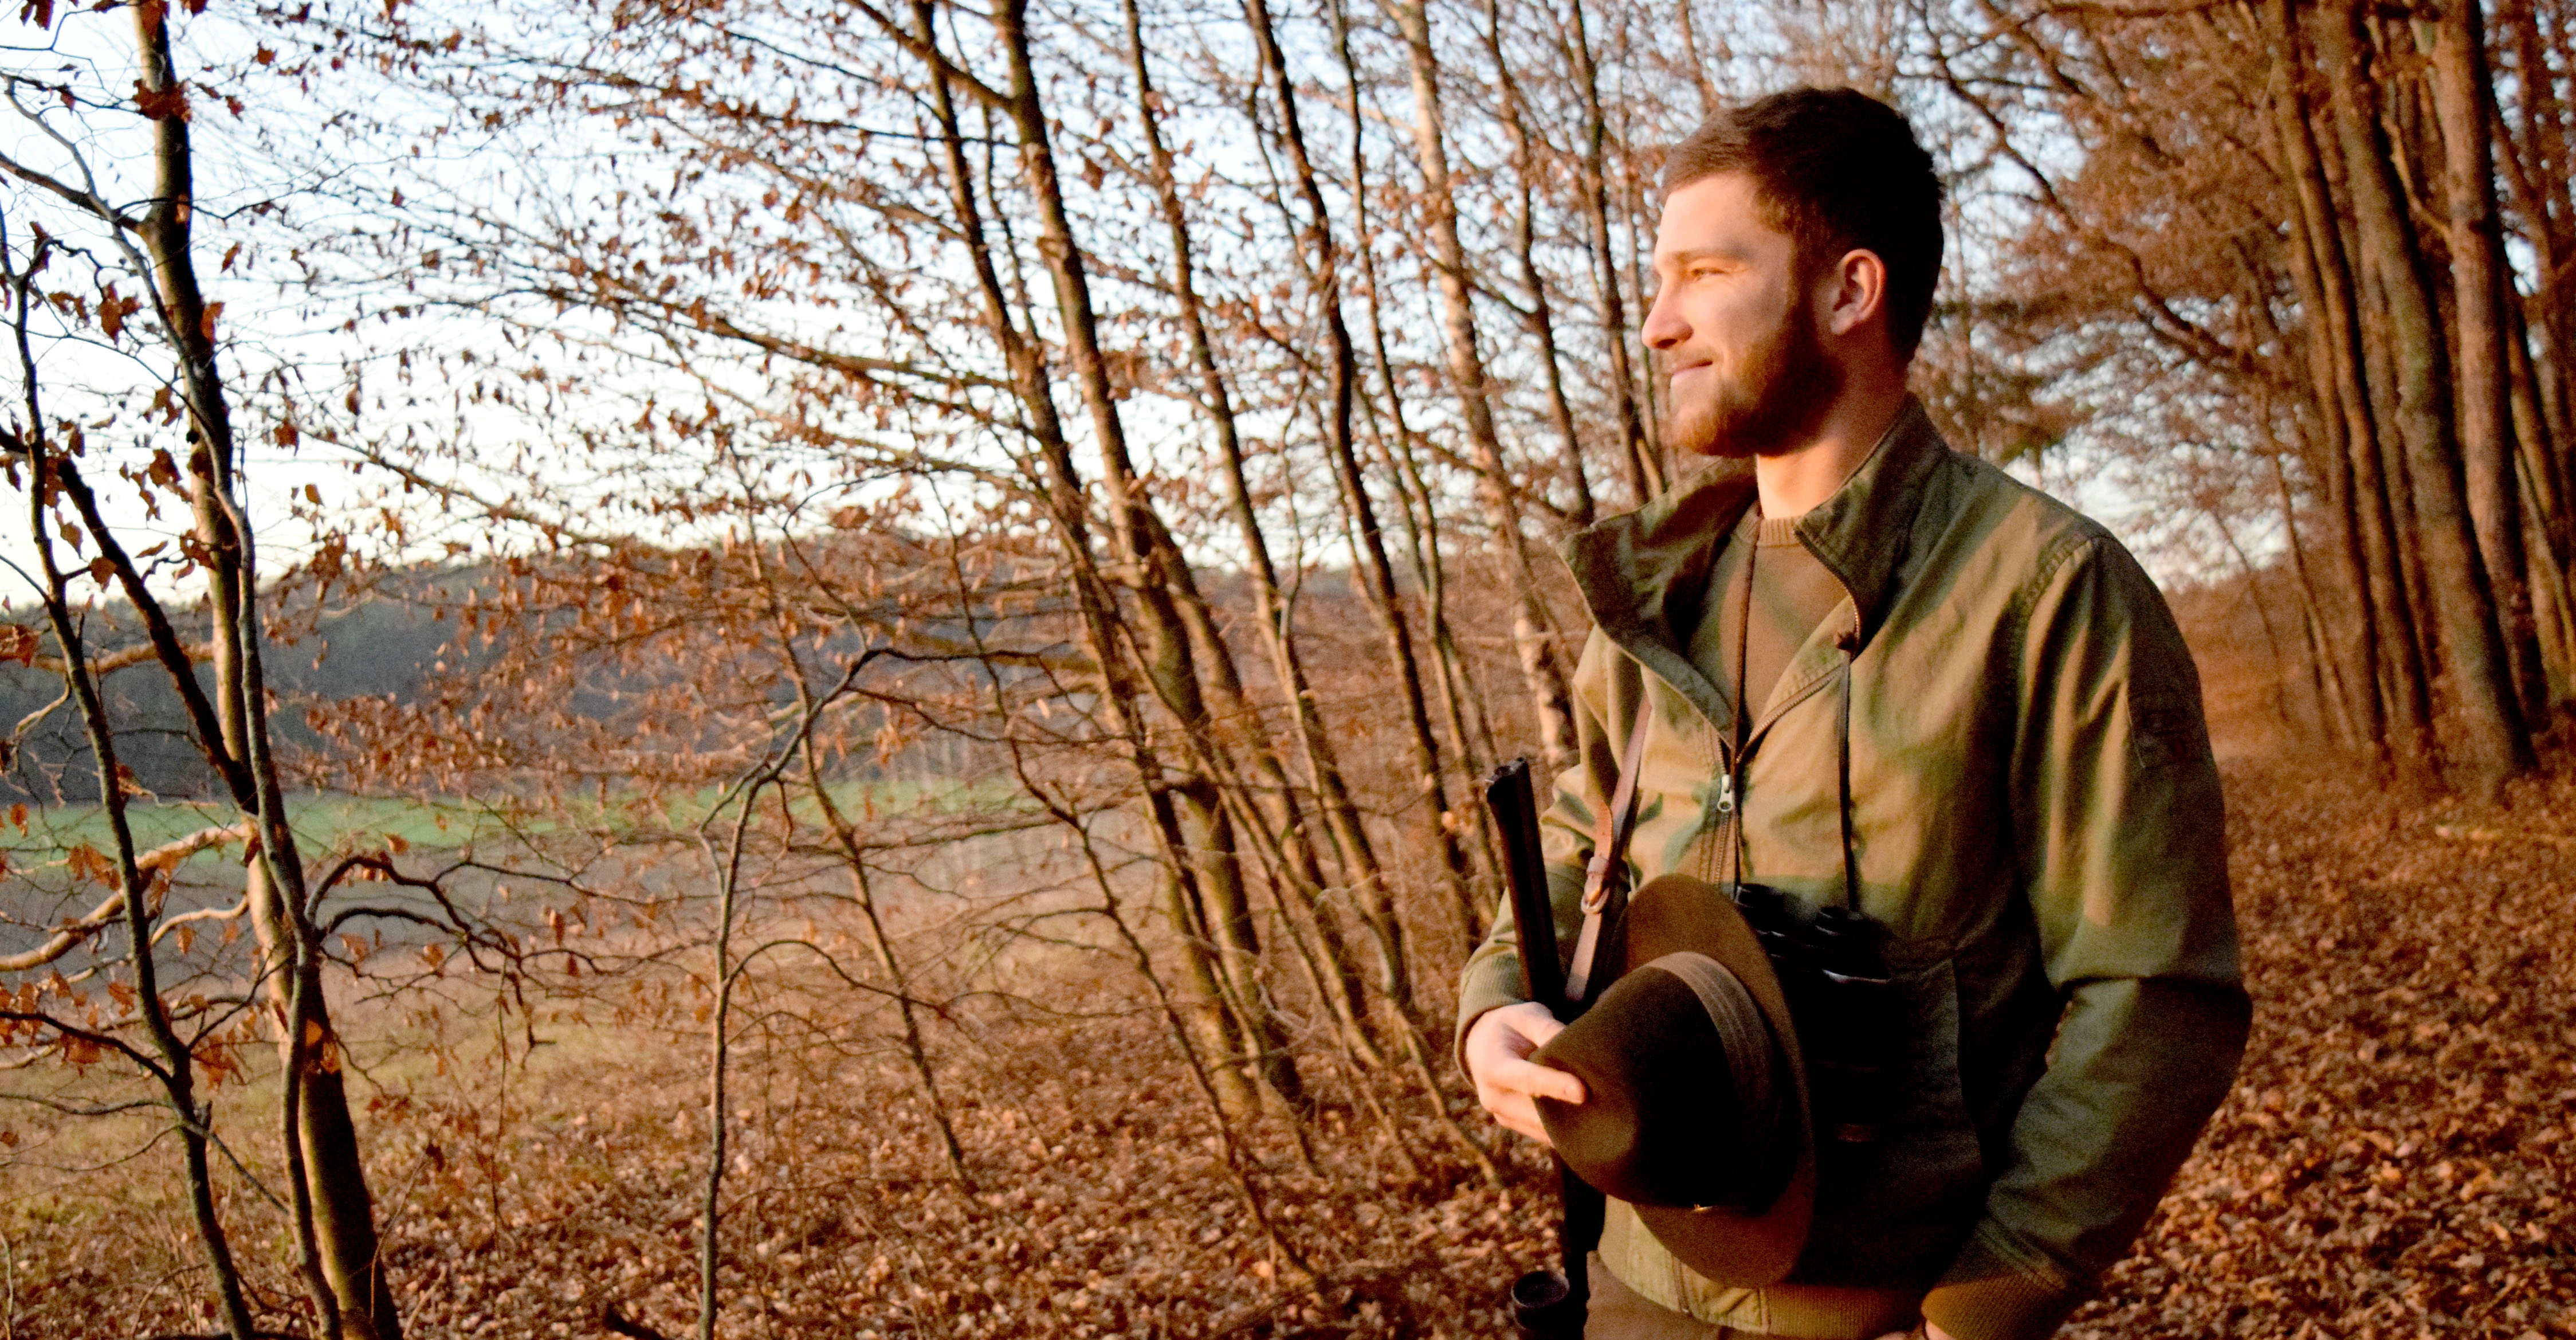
1457, 88, 2249, 1340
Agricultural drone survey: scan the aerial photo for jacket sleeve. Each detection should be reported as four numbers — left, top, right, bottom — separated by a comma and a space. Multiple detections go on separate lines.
1452, 628, 1631, 1070
1920, 536, 2252, 1340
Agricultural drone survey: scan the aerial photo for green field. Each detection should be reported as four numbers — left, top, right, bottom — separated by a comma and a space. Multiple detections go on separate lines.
0, 775, 1020, 870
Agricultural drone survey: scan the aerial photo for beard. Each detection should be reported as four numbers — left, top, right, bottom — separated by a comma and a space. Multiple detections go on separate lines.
1661, 301, 1844, 460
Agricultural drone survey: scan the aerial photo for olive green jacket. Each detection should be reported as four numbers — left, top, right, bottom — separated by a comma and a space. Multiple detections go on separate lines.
1456, 403, 2249, 1340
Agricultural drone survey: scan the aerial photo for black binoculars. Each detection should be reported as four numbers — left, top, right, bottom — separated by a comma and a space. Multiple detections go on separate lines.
1731, 883, 1900, 1144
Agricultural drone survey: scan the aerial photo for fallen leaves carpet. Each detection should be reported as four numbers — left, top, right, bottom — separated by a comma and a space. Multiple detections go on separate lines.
3, 758, 2571, 1338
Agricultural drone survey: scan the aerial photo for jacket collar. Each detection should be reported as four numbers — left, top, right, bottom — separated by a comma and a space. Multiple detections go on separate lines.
1560, 398, 1951, 684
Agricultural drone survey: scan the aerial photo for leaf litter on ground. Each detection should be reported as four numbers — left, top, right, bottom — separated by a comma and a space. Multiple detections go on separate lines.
2, 757, 2572, 1338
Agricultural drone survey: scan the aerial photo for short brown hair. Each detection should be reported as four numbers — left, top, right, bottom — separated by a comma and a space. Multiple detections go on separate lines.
1664, 88, 1945, 358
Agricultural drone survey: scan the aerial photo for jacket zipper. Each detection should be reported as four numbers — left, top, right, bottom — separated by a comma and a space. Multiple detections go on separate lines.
1721, 536, 1861, 893
1716, 765, 1741, 888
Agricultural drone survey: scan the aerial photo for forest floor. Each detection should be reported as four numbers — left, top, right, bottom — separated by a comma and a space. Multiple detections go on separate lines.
2060, 755, 2575, 1339
4, 753, 2574, 1339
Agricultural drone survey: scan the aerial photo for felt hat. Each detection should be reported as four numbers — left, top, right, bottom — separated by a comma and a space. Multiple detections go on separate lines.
1531, 873, 1815, 1286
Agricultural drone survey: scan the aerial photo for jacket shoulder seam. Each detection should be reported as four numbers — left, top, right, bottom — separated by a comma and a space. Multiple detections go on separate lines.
2004, 530, 2104, 651
1998, 530, 2105, 715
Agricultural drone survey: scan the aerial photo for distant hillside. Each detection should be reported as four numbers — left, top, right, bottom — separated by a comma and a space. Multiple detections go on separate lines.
0, 575, 467, 804
0, 546, 1525, 805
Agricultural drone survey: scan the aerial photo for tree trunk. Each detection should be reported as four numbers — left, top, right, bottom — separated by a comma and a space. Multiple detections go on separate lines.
1483, 0, 1596, 531
2506, 303, 2576, 704
2318, 0, 2531, 782
2287, 5, 2446, 743
1379, 0, 1580, 772
1675, 0, 1724, 119
128, 8, 396, 1333
1554, 0, 1663, 506
1276, 0, 1487, 956
6, 253, 259, 1340
2495, 4, 2576, 515
909, 0, 1260, 1112
2263, 4, 2395, 761
988, 0, 1304, 1108
1118, 0, 1393, 1041
2428, 0, 2548, 722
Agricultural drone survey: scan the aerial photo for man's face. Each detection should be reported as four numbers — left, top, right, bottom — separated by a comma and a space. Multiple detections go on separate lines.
1643, 172, 1843, 460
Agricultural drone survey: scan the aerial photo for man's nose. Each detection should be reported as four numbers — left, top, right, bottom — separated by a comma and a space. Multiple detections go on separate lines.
1640, 285, 1684, 350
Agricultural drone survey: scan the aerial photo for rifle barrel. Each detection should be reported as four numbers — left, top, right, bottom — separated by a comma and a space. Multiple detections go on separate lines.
1483, 758, 1566, 1017
1483, 758, 1596, 1331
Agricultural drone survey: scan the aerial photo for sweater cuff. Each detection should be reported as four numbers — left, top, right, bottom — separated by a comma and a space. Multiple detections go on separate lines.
1451, 952, 1528, 1073
1919, 1222, 2087, 1340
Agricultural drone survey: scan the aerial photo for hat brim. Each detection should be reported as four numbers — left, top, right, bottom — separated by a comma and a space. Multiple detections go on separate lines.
1616, 874, 1815, 1287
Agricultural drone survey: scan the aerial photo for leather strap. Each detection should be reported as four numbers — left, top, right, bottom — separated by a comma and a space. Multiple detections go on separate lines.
1564, 708, 1655, 1004
1837, 648, 1861, 910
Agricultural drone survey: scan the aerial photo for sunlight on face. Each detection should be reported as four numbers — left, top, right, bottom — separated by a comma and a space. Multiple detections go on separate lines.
1643, 173, 1839, 460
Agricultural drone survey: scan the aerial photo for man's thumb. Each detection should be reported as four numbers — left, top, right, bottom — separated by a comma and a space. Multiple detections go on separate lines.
1532, 1062, 1586, 1105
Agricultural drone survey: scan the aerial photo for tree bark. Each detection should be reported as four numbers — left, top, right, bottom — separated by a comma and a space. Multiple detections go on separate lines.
1379, 0, 1580, 772
2318, 0, 2531, 782
2262, 2, 2395, 761
1121, 0, 1396, 1038
909, 0, 1259, 1112
128, 8, 396, 1333
1554, 0, 1663, 507
2428, 0, 2548, 721
989, 0, 1306, 1108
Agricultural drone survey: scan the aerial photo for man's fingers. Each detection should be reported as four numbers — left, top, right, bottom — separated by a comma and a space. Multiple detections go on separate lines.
1464, 1004, 1584, 1146
1528, 1061, 1585, 1104
1510, 1007, 1566, 1052
1487, 1091, 1553, 1145
1492, 1055, 1586, 1106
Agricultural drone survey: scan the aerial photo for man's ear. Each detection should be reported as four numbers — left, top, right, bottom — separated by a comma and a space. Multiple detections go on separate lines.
1821, 248, 1889, 340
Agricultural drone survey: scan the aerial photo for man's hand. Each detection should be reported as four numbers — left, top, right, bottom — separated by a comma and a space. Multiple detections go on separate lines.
1464, 1001, 1585, 1143
1470, 1004, 1949, 1340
